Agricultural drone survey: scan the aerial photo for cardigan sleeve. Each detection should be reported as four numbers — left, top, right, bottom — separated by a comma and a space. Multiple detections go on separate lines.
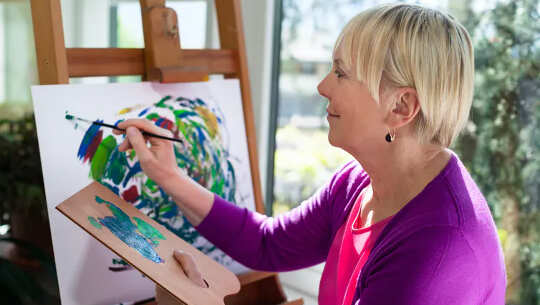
356, 226, 489, 305
194, 161, 356, 272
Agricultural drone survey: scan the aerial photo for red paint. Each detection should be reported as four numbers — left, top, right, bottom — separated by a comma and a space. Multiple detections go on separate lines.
85, 130, 103, 163
122, 185, 139, 203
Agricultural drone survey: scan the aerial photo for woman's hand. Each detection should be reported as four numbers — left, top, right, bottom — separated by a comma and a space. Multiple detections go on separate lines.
155, 250, 207, 305
114, 118, 214, 227
114, 119, 180, 186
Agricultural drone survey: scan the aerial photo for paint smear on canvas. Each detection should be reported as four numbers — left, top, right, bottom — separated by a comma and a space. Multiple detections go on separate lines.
72, 94, 243, 268
89, 196, 165, 264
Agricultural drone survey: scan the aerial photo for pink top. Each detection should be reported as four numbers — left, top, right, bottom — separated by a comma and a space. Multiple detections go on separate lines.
319, 189, 393, 305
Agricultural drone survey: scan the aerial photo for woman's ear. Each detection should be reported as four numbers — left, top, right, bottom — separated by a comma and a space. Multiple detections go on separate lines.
386, 88, 420, 128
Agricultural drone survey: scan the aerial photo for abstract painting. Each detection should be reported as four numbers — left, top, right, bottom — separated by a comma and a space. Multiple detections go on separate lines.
32, 80, 255, 305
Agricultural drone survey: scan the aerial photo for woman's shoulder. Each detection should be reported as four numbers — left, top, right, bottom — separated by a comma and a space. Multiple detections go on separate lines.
369, 152, 503, 274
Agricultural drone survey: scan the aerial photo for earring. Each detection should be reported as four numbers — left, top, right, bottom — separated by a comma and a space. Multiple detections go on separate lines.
385, 129, 395, 143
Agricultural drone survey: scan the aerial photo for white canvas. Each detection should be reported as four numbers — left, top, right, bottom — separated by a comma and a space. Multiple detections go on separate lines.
31, 79, 254, 305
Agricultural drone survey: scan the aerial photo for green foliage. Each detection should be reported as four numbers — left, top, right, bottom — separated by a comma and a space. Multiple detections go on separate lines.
0, 237, 59, 305
0, 114, 47, 224
273, 124, 351, 209
453, 0, 539, 302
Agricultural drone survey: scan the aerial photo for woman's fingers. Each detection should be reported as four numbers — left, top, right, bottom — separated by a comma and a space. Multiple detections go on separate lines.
173, 250, 207, 288
125, 127, 154, 162
117, 138, 132, 152
118, 119, 171, 137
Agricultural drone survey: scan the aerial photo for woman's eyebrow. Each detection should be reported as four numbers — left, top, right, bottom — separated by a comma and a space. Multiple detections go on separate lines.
333, 59, 344, 67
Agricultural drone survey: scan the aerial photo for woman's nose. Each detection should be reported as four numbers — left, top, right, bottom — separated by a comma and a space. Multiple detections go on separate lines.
317, 75, 330, 99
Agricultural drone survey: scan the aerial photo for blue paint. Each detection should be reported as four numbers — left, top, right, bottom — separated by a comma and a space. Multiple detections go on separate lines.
94, 196, 164, 264
138, 107, 150, 116
77, 122, 102, 160
196, 126, 207, 158
122, 162, 142, 188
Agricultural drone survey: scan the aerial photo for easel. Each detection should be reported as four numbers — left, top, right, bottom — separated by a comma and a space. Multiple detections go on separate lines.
29, 0, 303, 304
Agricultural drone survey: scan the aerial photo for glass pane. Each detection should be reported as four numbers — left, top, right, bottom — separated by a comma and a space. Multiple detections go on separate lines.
116, 1, 207, 49
272, 0, 539, 303
113, 0, 207, 83
0, 1, 38, 118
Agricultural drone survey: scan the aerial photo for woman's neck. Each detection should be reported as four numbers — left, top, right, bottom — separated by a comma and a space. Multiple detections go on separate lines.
351, 138, 452, 213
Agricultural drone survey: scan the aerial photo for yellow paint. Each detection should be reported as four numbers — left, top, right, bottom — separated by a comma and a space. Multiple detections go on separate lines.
195, 106, 219, 138
117, 104, 146, 115
118, 107, 132, 115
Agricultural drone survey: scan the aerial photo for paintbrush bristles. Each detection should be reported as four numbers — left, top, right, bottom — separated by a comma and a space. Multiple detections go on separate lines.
65, 114, 93, 125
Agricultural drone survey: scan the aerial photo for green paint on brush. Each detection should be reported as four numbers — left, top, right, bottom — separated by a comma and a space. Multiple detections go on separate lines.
88, 216, 102, 229
90, 135, 117, 180
132, 216, 166, 245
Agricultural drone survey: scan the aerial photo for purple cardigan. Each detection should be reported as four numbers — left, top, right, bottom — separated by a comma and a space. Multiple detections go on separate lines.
195, 153, 506, 304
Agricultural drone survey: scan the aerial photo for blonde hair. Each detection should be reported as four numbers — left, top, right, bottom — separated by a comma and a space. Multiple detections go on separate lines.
334, 3, 474, 147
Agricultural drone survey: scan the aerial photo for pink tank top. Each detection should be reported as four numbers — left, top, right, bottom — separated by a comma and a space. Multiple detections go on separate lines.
319, 189, 393, 305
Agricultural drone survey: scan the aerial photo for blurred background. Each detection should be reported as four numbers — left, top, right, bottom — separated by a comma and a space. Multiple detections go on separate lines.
0, 0, 537, 304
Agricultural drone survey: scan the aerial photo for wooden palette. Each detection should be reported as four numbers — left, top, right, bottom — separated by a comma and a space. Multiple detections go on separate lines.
56, 181, 240, 305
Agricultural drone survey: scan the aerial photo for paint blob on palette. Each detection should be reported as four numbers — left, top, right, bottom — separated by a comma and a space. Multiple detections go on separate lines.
87, 195, 166, 264
72, 95, 241, 269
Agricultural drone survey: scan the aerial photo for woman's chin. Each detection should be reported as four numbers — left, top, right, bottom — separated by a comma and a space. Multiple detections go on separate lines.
327, 132, 340, 148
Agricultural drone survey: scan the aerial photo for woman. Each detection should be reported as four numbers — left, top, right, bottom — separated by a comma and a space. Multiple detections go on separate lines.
115, 3, 506, 304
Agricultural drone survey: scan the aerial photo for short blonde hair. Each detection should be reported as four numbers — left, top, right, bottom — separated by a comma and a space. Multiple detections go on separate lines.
334, 3, 474, 147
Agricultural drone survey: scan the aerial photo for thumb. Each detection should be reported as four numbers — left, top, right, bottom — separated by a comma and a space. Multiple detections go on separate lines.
126, 127, 153, 161
173, 250, 207, 288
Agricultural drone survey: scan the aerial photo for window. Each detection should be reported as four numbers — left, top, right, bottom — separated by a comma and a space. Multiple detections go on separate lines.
0, 1, 38, 118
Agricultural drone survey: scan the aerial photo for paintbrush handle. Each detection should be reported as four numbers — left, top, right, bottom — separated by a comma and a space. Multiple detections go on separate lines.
141, 130, 184, 144
91, 121, 184, 144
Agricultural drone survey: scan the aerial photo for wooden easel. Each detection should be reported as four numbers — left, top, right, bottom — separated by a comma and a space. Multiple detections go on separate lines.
29, 0, 302, 304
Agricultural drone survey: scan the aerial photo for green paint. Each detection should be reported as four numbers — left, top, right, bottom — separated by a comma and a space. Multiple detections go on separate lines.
159, 205, 172, 215
145, 113, 160, 120
88, 216, 102, 229
155, 96, 172, 108
107, 202, 131, 224
145, 179, 159, 193
90, 135, 117, 180
65, 114, 74, 120
112, 258, 129, 266
210, 178, 224, 194
95, 196, 105, 203
133, 217, 166, 245
105, 149, 128, 184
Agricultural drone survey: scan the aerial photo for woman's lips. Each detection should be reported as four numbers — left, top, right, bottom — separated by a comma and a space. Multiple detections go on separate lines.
327, 110, 340, 118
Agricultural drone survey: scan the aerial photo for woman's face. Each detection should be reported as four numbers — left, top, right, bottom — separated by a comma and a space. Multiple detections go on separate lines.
317, 57, 388, 153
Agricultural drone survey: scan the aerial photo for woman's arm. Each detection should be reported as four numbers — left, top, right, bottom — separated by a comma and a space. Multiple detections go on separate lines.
117, 119, 345, 271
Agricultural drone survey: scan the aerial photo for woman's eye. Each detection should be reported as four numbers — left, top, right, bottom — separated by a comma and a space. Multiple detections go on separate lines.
334, 70, 346, 78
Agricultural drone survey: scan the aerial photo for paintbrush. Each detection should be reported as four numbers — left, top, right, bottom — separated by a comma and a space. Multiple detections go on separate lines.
65, 113, 184, 144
